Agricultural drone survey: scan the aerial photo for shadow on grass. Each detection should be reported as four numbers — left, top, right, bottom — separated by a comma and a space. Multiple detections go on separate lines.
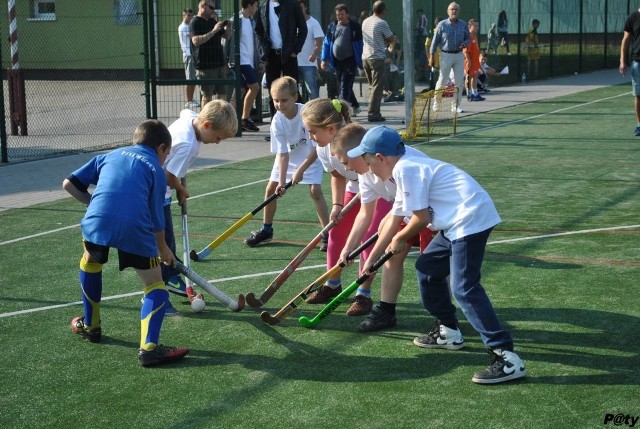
172, 302, 639, 387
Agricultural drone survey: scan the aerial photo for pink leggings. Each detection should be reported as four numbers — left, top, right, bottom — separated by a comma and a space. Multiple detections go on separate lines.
327, 192, 393, 276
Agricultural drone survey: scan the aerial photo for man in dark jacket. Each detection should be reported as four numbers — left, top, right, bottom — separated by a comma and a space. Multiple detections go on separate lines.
255, 0, 307, 116
320, 4, 363, 114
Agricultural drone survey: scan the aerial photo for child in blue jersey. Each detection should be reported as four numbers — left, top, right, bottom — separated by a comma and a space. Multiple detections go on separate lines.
348, 126, 526, 384
161, 100, 238, 314
244, 76, 329, 247
63, 120, 189, 367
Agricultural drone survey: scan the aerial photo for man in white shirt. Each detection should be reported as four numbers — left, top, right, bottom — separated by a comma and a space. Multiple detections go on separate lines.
297, 0, 324, 100
178, 8, 198, 108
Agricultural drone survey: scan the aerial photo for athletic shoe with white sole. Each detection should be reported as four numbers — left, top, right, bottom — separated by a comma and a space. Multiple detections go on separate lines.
166, 276, 187, 296
245, 228, 273, 247
138, 344, 190, 367
472, 349, 527, 384
413, 323, 464, 350
71, 316, 102, 343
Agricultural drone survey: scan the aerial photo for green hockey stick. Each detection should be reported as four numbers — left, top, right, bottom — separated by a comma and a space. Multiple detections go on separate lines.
298, 251, 394, 328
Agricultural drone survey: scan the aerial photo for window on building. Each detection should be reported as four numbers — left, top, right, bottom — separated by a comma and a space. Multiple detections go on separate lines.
32, 0, 56, 21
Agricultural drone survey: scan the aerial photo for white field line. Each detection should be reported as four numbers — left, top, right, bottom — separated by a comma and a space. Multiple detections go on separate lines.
0, 92, 625, 248
2, 224, 638, 319
0, 263, 325, 318
0, 179, 267, 246
0, 93, 635, 318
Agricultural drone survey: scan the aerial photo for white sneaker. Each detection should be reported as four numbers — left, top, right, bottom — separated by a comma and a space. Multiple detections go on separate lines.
191, 99, 200, 107
184, 102, 194, 110
451, 105, 463, 114
472, 349, 527, 384
413, 323, 464, 350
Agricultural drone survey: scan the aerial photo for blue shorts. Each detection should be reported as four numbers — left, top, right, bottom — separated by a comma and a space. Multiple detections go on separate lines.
240, 64, 258, 88
631, 61, 640, 96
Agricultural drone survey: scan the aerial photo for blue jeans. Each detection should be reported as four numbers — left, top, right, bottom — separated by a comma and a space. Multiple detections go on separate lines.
333, 56, 359, 108
415, 228, 513, 350
161, 202, 180, 281
298, 66, 320, 100
631, 61, 640, 96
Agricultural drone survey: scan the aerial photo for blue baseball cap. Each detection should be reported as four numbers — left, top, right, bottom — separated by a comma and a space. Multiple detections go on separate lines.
347, 126, 406, 158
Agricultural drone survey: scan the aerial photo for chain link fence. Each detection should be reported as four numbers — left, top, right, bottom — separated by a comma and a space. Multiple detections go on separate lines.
1, 1, 148, 163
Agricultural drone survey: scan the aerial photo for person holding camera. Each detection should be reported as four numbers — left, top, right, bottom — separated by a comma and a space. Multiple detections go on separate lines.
190, 0, 230, 106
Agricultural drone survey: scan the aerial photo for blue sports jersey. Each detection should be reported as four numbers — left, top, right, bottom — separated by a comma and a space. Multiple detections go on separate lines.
70, 145, 166, 257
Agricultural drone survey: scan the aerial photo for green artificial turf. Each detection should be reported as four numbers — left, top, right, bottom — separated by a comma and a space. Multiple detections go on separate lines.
0, 84, 638, 429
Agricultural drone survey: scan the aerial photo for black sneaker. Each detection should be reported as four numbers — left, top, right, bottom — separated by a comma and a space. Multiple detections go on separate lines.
472, 349, 527, 384
413, 322, 464, 350
245, 228, 273, 247
359, 305, 396, 331
138, 344, 190, 367
305, 284, 342, 304
71, 316, 101, 343
367, 115, 386, 123
242, 118, 260, 132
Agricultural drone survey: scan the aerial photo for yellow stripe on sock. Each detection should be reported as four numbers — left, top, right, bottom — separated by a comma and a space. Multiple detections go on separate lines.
79, 255, 102, 273
140, 281, 168, 350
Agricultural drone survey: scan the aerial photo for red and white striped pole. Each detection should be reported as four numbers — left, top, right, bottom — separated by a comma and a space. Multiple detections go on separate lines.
7, 0, 19, 69
6, 0, 27, 135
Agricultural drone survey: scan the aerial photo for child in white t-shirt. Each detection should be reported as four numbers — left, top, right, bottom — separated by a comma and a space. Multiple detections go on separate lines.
332, 123, 433, 331
245, 76, 329, 247
162, 100, 238, 314
347, 125, 527, 385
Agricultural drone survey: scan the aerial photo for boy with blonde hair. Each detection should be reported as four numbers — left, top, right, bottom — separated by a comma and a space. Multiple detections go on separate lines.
245, 76, 329, 246
162, 100, 238, 313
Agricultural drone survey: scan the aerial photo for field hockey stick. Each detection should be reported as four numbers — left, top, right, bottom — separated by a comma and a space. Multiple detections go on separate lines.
174, 261, 245, 312
180, 177, 199, 303
298, 251, 394, 328
190, 181, 293, 262
246, 194, 361, 308
260, 232, 379, 325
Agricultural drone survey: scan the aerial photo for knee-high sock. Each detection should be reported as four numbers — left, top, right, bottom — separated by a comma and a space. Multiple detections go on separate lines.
140, 282, 168, 351
79, 256, 103, 330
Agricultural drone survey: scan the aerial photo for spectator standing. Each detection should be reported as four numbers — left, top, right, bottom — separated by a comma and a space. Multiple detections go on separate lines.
464, 19, 484, 102
361, 1, 396, 122
320, 4, 363, 115
298, 0, 324, 101
497, 10, 510, 55
429, 2, 469, 114
487, 23, 499, 55
179, 8, 199, 109
255, 0, 308, 117
225, 0, 263, 132
415, 9, 428, 80
620, 8, 640, 136
190, 0, 229, 106
424, 17, 441, 89
525, 19, 541, 78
